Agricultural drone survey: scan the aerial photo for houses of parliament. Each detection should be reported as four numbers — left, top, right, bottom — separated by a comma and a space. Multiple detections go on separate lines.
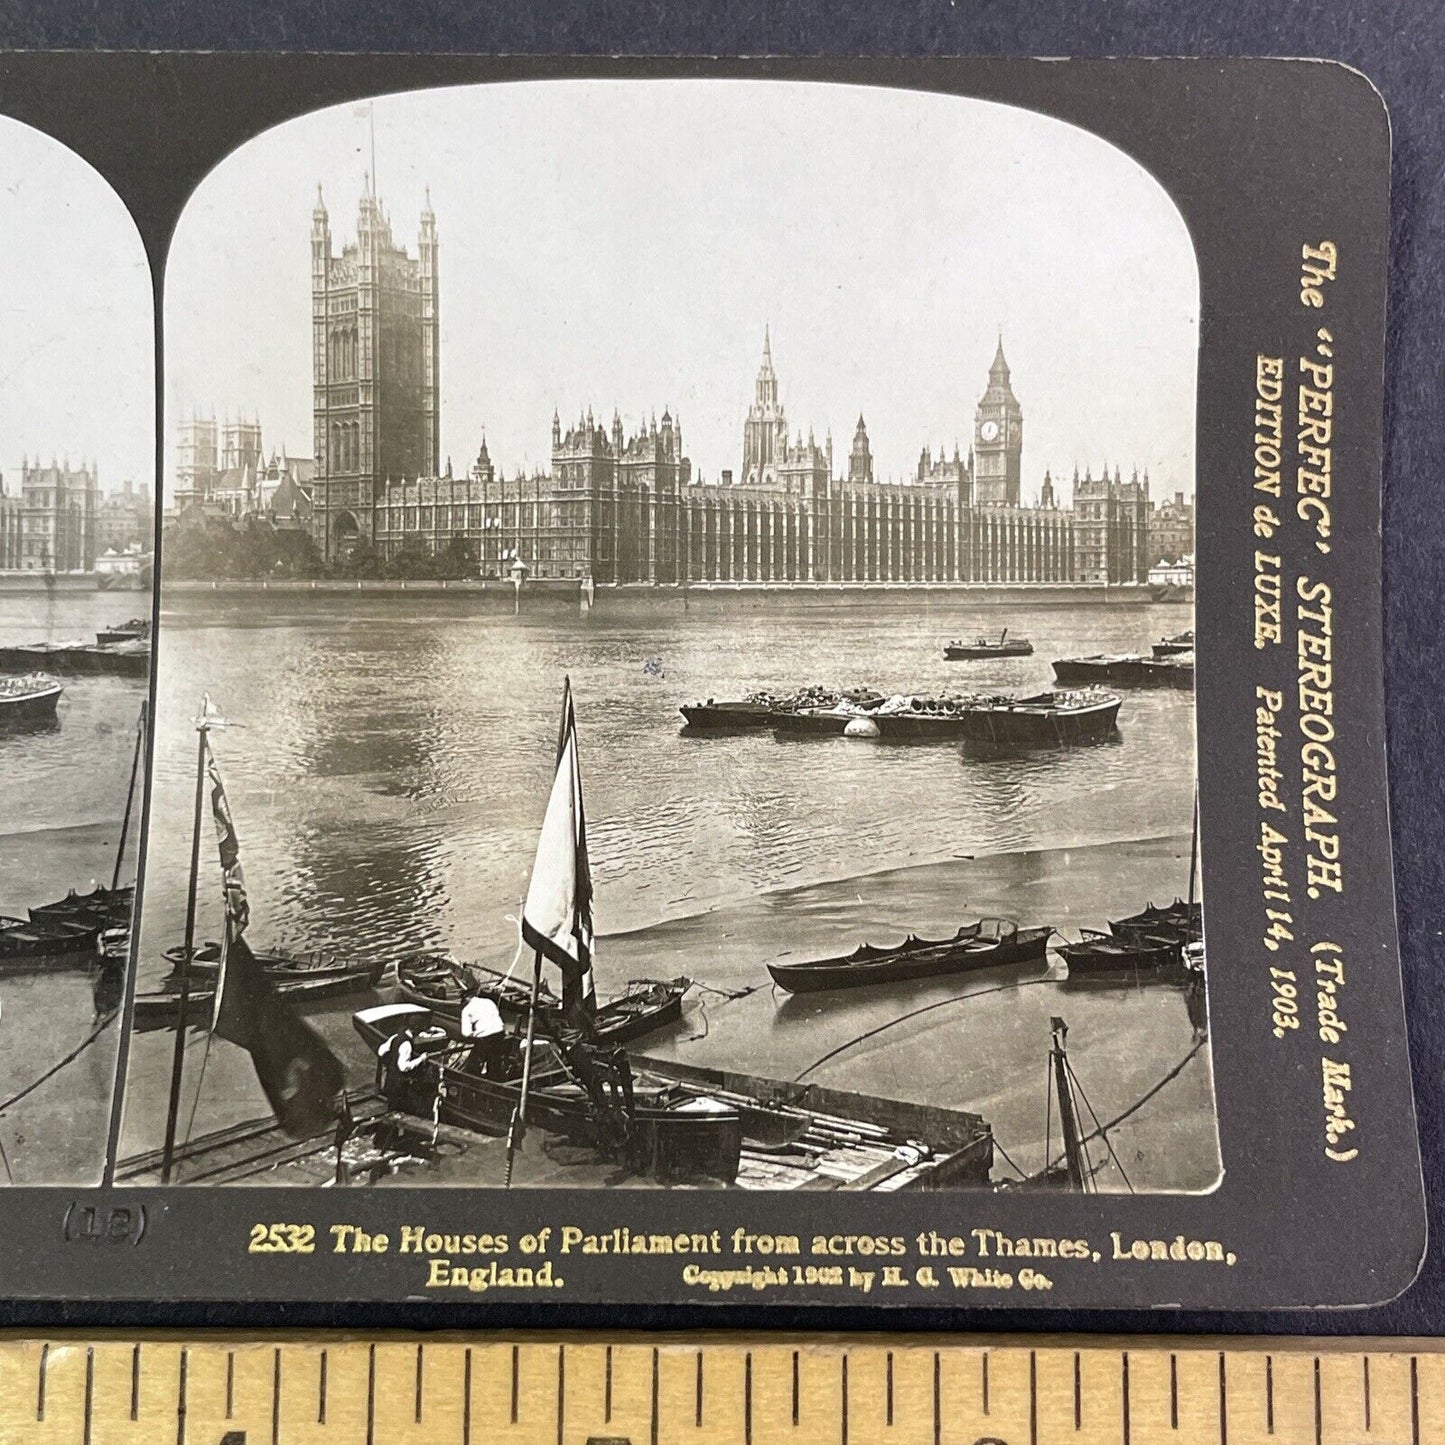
290, 185, 1174, 586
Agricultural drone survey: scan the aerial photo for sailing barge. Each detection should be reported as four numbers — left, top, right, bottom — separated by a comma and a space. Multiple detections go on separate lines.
767, 918, 1052, 994
357, 1002, 994, 1189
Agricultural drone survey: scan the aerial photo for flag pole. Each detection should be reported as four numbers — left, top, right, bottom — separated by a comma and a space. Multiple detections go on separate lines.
505, 947, 544, 1189
112, 699, 146, 892
160, 705, 211, 1185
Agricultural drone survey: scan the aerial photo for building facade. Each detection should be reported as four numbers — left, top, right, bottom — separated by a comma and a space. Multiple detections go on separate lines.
96, 478, 154, 554
310, 186, 1164, 586
1148, 490, 1195, 565
19, 460, 98, 571
0, 481, 20, 568
311, 181, 439, 559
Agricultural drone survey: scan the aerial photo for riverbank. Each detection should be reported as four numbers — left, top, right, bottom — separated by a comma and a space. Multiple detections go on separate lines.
164, 577, 1190, 609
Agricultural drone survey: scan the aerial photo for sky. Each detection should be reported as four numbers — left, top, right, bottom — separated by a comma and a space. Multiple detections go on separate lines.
167, 80, 1198, 505
0, 115, 153, 495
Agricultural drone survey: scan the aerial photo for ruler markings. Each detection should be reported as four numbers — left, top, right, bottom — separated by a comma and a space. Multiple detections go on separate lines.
743, 1350, 752, 1445
176, 1347, 188, 1445
556, 1344, 565, 1445
1313, 1356, 1322, 1445
1218, 1351, 1227, 1445
650, 1346, 660, 1445
1411, 1356, 1420, 1445
82, 1346, 94, 1445
982, 1348, 991, 1414
11, 1338, 1445, 1444
1121, 1351, 1131, 1445
271, 1347, 281, 1445
1029, 1349, 1038, 1445
365, 1342, 375, 1445
933, 1351, 941, 1445
462, 1347, 472, 1445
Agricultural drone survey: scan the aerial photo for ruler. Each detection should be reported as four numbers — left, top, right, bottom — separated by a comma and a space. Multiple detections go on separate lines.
0, 1337, 1439, 1445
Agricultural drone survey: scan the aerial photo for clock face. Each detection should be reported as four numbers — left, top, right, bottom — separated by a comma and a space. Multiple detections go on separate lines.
980, 419, 1000, 443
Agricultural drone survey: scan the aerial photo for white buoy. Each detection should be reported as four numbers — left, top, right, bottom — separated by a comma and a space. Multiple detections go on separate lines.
843, 716, 881, 739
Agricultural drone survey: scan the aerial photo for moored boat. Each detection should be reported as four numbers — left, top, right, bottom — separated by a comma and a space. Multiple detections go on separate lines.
681, 686, 882, 730
134, 955, 386, 1031
0, 673, 63, 723
96, 617, 151, 646
0, 639, 150, 678
944, 629, 1034, 660
162, 939, 386, 988
1152, 629, 1195, 658
767, 917, 1053, 994
397, 955, 689, 1045
1052, 653, 1193, 688
1057, 928, 1185, 977
356, 1001, 995, 1189
867, 689, 1121, 744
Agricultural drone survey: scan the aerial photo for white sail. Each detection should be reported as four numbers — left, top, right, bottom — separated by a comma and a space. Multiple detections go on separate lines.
520, 680, 596, 1014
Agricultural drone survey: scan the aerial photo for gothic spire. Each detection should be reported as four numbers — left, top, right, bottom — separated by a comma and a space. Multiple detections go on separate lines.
990, 332, 1010, 382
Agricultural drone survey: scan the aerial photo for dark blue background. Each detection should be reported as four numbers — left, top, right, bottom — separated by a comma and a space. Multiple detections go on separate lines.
0, 2, 1440, 1338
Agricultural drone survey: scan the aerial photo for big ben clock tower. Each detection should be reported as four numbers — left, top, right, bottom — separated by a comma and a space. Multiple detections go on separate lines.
973, 335, 1023, 506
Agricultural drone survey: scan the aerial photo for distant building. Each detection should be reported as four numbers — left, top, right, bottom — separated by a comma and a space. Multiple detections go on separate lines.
1148, 490, 1195, 565
20, 459, 98, 571
311, 180, 439, 560
96, 478, 154, 554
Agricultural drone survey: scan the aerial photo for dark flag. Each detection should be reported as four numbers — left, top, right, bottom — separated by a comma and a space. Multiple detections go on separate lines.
213, 934, 346, 1139
520, 677, 597, 1020
206, 742, 344, 1138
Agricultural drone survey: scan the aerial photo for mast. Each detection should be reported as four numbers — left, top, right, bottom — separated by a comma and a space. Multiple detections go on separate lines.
505, 948, 543, 1189
1050, 1016, 1088, 1192
111, 699, 146, 892
1187, 786, 1200, 916
160, 700, 212, 1184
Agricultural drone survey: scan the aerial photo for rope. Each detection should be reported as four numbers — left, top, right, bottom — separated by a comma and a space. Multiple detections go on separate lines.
794, 974, 1061, 1082
1037, 1037, 1207, 1180
0, 1013, 115, 1116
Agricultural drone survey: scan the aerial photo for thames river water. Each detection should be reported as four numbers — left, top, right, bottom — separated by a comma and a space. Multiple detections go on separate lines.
119, 589, 1219, 1189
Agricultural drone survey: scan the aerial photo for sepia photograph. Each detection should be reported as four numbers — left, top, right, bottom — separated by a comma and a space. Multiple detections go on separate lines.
116, 79, 1213, 1194
0, 113, 154, 1184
